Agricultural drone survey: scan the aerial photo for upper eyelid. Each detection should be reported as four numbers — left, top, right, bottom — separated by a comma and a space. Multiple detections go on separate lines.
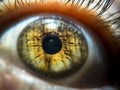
0, 0, 118, 49
0, 0, 118, 13
0, 0, 119, 43
0, 0, 119, 19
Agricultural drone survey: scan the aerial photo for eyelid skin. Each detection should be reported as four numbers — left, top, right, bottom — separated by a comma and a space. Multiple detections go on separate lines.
0, 0, 120, 89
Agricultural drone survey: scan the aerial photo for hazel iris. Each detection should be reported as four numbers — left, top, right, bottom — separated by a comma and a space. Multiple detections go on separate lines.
17, 16, 88, 78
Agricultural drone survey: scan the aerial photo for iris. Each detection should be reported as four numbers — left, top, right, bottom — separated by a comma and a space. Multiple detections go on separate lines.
17, 16, 88, 78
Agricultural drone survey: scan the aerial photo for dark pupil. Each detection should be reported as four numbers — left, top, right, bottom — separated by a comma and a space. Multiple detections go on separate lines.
42, 35, 62, 54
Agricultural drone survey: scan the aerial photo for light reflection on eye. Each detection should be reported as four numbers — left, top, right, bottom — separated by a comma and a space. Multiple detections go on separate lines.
0, 0, 120, 90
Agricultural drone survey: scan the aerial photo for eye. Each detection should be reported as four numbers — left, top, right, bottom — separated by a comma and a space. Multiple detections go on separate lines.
0, 0, 120, 89
17, 16, 89, 79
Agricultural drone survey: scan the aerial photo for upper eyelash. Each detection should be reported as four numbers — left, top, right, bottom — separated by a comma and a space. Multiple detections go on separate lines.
0, 0, 117, 15
64, 0, 120, 46
65, 0, 114, 15
0, 0, 120, 45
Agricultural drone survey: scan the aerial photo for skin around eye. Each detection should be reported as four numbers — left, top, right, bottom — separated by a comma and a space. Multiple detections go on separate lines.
0, 0, 120, 90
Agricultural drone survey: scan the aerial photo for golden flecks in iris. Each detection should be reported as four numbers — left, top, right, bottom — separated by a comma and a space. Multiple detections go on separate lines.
0, 8, 4, 16
18, 19, 88, 77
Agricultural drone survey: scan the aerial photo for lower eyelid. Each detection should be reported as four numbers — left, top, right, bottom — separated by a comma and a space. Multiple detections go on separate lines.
0, 58, 57, 90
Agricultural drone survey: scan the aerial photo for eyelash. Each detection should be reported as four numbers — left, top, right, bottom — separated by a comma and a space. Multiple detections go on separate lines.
0, 0, 119, 34
65, 0, 114, 14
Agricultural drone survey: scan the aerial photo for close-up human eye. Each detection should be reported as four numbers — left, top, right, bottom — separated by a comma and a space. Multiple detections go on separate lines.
0, 0, 120, 90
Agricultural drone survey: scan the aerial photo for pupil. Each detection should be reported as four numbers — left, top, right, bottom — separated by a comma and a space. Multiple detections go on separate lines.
42, 35, 62, 54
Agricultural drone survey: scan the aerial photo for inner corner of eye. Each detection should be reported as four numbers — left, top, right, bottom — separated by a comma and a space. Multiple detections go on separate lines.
16, 15, 88, 78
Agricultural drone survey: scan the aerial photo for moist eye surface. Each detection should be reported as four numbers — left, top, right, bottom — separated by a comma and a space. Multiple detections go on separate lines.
17, 15, 88, 78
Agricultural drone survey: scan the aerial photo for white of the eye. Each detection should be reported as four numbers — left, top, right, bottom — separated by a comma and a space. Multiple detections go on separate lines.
0, 16, 40, 54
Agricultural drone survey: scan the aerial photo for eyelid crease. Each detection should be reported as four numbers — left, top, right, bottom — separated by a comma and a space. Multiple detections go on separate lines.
0, 0, 120, 86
